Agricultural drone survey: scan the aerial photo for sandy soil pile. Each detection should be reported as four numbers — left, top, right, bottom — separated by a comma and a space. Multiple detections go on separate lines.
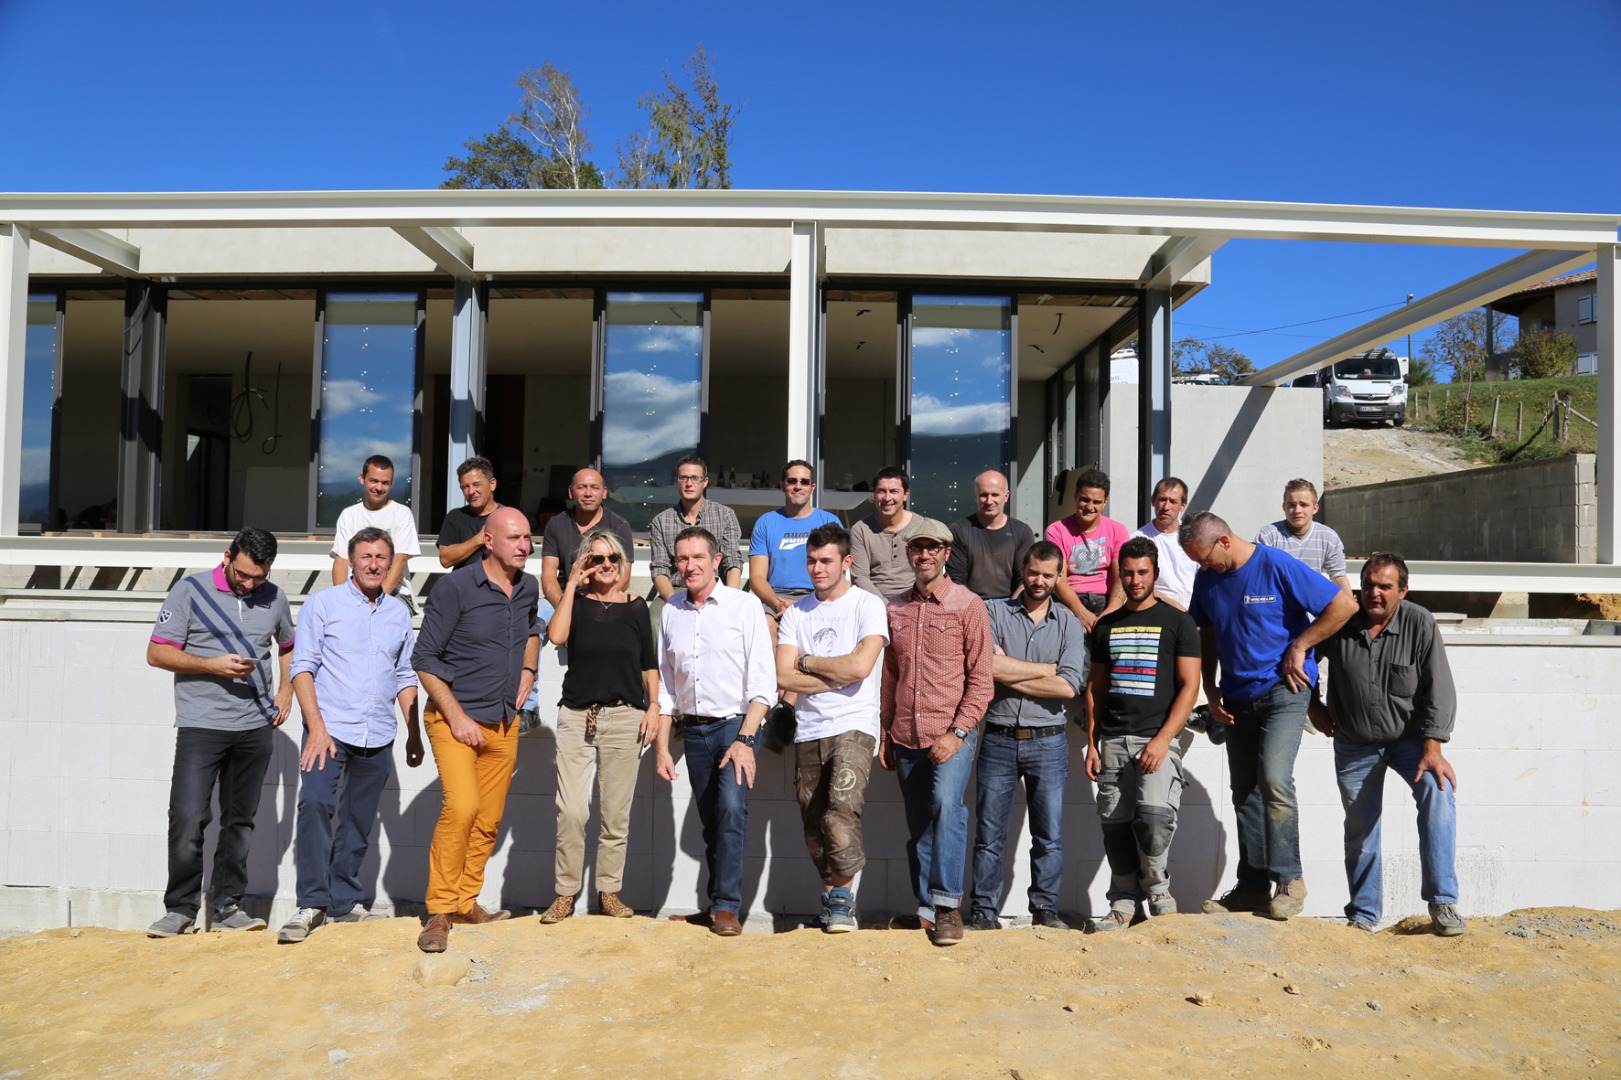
3, 907, 1617, 1077
1321, 426, 1469, 490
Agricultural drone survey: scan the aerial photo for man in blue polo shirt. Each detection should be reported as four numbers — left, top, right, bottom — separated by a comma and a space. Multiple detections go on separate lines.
145, 527, 295, 937
1179, 511, 1356, 920
278, 527, 423, 943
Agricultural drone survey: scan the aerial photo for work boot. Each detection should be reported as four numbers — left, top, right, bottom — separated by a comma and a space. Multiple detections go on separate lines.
1267, 879, 1308, 920
1202, 884, 1271, 915
1429, 903, 1468, 937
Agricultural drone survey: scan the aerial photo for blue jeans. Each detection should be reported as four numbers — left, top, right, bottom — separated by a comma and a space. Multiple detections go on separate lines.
164, 726, 274, 918
969, 728, 1067, 918
682, 715, 751, 916
1335, 734, 1458, 925
894, 727, 980, 914
294, 735, 395, 913
1224, 681, 1308, 887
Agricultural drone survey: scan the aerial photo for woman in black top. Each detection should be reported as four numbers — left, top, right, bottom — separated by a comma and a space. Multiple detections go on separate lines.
537, 529, 658, 923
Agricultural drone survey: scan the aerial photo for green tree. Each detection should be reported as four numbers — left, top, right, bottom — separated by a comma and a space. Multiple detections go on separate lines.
1172, 337, 1255, 382
1406, 352, 1438, 387
442, 63, 605, 190
614, 45, 736, 189
1418, 308, 1513, 383
1513, 327, 1578, 380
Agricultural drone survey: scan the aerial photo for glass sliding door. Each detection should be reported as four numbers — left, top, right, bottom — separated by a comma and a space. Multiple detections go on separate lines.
907, 295, 1012, 521
316, 292, 421, 529
20, 293, 61, 529
598, 291, 704, 530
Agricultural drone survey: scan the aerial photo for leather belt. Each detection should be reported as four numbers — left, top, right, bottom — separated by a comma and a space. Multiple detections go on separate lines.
984, 721, 1065, 740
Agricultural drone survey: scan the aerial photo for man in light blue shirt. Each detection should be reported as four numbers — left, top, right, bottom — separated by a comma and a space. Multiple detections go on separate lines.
280, 527, 422, 942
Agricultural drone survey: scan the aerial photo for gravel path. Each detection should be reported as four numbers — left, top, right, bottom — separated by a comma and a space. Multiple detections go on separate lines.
1323, 425, 1472, 490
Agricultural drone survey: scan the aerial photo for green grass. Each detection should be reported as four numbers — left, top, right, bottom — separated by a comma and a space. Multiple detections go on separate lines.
1407, 375, 1599, 464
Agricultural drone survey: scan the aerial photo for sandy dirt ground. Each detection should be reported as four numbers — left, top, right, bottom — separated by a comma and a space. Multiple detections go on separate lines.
1322, 426, 1472, 490
3, 907, 1618, 1078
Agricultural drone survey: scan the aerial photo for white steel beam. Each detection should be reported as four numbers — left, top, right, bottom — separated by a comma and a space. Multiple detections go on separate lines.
1598, 245, 1620, 563
1240, 249, 1600, 387
445, 281, 486, 512
1143, 235, 1224, 289
787, 222, 821, 470
394, 226, 476, 280
0, 225, 29, 536
32, 227, 141, 276
4, 191, 1617, 250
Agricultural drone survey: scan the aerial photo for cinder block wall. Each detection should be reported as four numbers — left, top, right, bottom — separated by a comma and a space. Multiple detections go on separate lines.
3, 613, 1618, 931
1321, 454, 1596, 561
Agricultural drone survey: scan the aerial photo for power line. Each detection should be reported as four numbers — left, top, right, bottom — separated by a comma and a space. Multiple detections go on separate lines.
1179, 300, 1409, 342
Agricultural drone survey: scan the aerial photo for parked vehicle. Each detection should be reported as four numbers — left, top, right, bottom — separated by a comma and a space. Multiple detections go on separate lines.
1322, 348, 1406, 427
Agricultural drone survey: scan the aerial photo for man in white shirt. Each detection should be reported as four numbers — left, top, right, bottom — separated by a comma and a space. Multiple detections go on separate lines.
654, 526, 777, 937
774, 523, 889, 933
331, 455, 420, 611
1131, 477, 1198, 610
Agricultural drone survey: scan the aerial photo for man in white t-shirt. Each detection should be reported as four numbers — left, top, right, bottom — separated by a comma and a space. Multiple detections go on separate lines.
775, 522, 889, 933
332, 455, 421, 611
1132, 476, 1199, 610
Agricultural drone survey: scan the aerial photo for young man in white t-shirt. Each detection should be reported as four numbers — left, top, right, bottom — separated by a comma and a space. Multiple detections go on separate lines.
331, 455, 421, 611
774, 522, 889, 933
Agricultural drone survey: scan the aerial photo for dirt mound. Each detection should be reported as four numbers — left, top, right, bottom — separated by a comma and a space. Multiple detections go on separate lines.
4, 907, 1618, 1077
1323, 426, 1471, 490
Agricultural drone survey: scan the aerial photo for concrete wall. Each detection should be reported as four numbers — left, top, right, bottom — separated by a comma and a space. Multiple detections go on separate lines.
1322, 454, 1596, 562
1102, 384, 1322, 536
4, 603, 1617, 931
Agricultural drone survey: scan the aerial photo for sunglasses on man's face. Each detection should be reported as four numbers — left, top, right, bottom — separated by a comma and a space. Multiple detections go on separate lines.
906, 540, 946, 554
585, 553, 623, 567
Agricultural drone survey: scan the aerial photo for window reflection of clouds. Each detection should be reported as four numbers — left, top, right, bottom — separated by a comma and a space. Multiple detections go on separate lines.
602, 293, 702, 530
909, 297, 1011, 519
20, 298, 56, 525
318, 294, 417, 526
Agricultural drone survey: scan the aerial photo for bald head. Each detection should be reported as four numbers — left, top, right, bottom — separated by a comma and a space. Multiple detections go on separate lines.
483, 506, 534, 579
570, 468, 607, 517
974, 470, 1010, 526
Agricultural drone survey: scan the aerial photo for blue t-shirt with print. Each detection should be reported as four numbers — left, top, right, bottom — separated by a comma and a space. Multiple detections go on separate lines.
750, 508, 840, 592
1188, 543, 1341, 702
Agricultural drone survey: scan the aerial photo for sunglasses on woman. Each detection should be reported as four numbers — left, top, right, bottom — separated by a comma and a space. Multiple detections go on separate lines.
585, 553, 623, 567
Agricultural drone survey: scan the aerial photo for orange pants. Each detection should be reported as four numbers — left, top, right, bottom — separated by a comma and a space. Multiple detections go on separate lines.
424, 705, 519, 916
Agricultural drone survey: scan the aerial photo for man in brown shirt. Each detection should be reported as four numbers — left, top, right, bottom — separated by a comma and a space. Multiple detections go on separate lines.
880, 518, 994, 945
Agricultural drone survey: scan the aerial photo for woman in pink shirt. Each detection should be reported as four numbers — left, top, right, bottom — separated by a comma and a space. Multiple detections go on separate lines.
1044, 468, 1128, 631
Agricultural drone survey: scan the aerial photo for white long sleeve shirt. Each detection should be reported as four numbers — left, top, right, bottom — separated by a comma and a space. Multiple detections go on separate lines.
657, 583, 777, 718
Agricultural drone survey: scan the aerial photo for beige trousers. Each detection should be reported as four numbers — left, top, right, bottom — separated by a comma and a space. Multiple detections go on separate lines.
554, 703, 644, 896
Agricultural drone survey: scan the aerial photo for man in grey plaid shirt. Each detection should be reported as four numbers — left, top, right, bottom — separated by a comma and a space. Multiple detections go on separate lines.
650, 456, 742, 600
1254, 479, 1351, 593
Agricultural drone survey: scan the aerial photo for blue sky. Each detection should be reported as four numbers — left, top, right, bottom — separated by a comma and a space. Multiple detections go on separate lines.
2, 0, 1617, 372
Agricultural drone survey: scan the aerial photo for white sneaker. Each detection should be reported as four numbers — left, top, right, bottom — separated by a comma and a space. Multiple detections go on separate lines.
277, 907, 326, 943
330, 906, 387, 923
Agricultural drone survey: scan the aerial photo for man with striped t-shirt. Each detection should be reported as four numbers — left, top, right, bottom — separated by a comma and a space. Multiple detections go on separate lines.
1084, 536, 1201, 931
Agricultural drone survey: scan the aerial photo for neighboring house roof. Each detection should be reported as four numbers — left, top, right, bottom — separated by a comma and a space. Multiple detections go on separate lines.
1498, 268, 1598, 301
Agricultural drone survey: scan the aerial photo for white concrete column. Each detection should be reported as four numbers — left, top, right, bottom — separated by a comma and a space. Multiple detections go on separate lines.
786, 221, 821, 472
445, 280, 486, 513
1137, 288, 1173, 524
1597, 244, 1620, 563
0, 225, 31, 537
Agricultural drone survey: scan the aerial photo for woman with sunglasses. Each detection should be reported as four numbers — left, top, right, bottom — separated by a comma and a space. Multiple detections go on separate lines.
537, 529, 659, 923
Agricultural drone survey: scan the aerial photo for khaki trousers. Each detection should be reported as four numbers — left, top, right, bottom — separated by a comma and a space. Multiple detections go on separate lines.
554, 703, 644, 895
424, 705, 519, 916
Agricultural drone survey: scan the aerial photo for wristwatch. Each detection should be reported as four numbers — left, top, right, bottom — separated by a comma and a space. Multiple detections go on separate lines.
734, 732, 758, 749
796, 655, 813, 675
950, 726, 970, 740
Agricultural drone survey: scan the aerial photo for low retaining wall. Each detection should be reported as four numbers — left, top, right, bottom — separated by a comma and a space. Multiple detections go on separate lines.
2, 610, 1618, 931
1321, 454, 1596, 562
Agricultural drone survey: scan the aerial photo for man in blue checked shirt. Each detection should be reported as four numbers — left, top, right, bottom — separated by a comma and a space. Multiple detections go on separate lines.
279, 526, 422, 943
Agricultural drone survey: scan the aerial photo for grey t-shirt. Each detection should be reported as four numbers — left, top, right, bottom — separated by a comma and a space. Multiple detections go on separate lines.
151, 568, 295, 731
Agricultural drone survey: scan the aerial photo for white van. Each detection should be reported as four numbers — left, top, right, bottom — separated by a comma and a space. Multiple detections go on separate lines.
1321, 348, 1407, 427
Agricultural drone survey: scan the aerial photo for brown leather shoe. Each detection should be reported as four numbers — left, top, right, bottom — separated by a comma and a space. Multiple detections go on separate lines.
537, 895, 575, 924
710, 910, 743, 937
451, 903, 511, 925
886, 914, 935, 931
598, 892, 634, 919
417, 913, 452, 953
931, 906, 964, 946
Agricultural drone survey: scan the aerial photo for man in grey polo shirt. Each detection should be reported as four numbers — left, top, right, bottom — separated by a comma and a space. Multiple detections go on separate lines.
145, 527, 295, 937
1310, 551, 1465, 936
966, 539, 1086, 931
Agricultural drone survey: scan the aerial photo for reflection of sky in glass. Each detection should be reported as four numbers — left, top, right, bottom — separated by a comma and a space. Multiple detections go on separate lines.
20, 297, 56, 525
318, 293, 416, 527
602, 292, 702, 530
909, 296, 1011, 520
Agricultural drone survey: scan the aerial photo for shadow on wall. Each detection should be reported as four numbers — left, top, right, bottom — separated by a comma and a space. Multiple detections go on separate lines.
1185, 388, 1273, 515
217, 720, 1228, 924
